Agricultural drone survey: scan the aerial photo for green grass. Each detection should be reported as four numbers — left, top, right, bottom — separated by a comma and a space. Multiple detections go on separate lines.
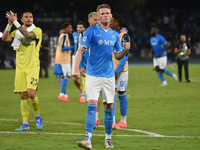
0, 64, 200, 150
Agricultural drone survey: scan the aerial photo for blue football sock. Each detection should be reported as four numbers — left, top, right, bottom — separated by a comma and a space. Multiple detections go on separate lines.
118, 92, 128, 116
112, 92, 117, 118
157, 71, 165, 82
104, 107, 113, 135
85, 103, 97, 140
164, 69, 173, 77
60, 77, 69, 94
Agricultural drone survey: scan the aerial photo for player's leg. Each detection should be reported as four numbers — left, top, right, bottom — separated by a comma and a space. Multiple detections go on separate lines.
27, 67, 43, 129
102, 77, 115, 148
112, 91, 117, 129
58, 64, 70, 102
161, 56, 177, 83
115, 71, 128, 129
14, 68, 30, 131
154, 58, 166, 85
15, 92, 30, 131
94, 99, 100, 129
77, 75, 101, 149
154, 57, 168, 86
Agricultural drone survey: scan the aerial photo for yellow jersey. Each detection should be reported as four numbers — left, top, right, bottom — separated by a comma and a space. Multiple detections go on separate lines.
11, 27, 42, 69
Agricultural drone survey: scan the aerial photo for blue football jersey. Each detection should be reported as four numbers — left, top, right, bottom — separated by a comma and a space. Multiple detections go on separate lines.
80, 23, 123, 77
150, 34, 167, 58
72, 32, 78, 55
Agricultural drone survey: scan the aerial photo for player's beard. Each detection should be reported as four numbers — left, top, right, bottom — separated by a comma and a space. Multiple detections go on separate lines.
26, 23, 32, 27
26, 21, 33, 27
151, 32, 156, 37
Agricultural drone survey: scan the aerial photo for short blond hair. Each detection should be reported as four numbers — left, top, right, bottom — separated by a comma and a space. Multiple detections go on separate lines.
88, 12, 98, 19
96, 4, 111, 12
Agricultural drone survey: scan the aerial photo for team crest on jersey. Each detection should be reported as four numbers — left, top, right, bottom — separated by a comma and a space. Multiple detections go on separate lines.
112, 35, 115, 39
98, 39, 103, 45
82, 36, 87, 42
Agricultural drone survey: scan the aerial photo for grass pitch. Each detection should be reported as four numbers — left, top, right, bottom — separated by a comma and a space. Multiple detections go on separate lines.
0, 64, 200, 150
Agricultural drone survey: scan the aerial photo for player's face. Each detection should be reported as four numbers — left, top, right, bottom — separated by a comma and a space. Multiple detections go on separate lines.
88, 15, 99, 26
109, 18, 117, 30
65, 25, 73, 34
98, 8, 112, 24
181, 35, 186, 41
150, 28, 157, 36
77, 25, 85, 34
21, 12, 34, 27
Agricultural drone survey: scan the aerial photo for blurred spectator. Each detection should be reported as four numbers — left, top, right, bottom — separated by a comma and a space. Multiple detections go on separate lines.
39, 33, 50, 78
0, 41, 6, 69
194, 40, 200, 55
174, 34, 191, 82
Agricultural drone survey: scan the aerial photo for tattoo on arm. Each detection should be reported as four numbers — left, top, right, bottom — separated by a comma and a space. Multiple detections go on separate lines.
18, 26, 36, 39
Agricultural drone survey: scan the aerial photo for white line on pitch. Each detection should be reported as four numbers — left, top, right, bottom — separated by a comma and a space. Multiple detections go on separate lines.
0, 131, 200, 139
0, 119, 163, 136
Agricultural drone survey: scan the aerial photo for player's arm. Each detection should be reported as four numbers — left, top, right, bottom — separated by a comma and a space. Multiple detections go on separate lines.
18, 27, 36, 40
115, 34, 130, 74
73, 46, 86, 78
2, 26, 13, 42
62, 46, 74, 52
2, 12, 14, 42
158, 42, 170, 57
114, 34, 130, 60
5, 11, 36, 40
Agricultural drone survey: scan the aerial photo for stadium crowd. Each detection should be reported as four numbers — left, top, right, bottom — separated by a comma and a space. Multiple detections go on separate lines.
1, 1, 200, 69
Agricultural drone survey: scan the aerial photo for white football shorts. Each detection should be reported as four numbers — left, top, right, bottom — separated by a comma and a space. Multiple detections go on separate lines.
61, 64, 71, 77
115, 70, 128, 91
86, 75, 115, 104
153, 56, 167, 69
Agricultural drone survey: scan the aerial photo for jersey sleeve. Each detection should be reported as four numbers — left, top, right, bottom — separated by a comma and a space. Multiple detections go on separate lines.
10, 30, 17, 38
80, 27, 93, 48
159, 35, 167, 45
32, 27, 42, 40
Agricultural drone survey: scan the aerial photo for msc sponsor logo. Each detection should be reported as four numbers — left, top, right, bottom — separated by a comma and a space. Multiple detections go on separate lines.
98, 39, 115, 46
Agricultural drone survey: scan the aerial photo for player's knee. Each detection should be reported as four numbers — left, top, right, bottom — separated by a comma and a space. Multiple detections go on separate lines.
27, 89, 36, 99
160, 69, 165, 73
20, 92, 28, 100
103, 103, 113, 109
155, 66, 160, 72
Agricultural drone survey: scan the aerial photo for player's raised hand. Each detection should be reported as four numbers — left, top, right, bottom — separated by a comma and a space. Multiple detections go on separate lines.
6, 11, 18, 23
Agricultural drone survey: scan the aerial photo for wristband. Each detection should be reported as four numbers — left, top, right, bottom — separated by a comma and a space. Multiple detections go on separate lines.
13, 20, 21, 28
5, 24, 12, 31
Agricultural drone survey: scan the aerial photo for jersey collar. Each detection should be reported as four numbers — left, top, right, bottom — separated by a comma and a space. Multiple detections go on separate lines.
96, 23, 112, 31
